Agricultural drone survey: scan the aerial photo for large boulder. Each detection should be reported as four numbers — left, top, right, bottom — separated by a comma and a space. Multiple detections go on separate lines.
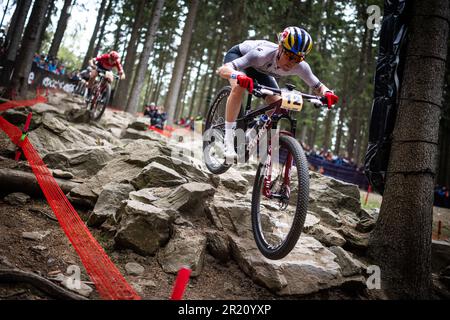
28, 114, 112, 156
87, 183, 135, 227
149, 155, 219, 187
154, 182, 215, 216
122, 140, 170, 167
43, 146, 115, 179
68, 157, 143, 207
131, 162, 187, 189
157, 226, 207, 277
114, 200, 175, 256
309, 179, 361, 217
229, 235, 364, 295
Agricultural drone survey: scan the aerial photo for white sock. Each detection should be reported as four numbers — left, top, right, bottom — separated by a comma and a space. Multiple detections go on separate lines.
224, 121, 236, 146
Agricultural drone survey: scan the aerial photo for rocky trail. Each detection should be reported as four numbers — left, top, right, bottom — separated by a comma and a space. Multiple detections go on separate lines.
0, 92, 448, 300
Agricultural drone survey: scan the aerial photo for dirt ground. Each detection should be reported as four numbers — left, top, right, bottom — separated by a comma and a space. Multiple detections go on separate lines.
0, 196, 376, 300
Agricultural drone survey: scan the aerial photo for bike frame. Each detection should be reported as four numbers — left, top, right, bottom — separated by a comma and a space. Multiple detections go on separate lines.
209, 84, 325, 199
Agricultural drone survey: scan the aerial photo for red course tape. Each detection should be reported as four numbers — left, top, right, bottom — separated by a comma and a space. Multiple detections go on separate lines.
0, 99, 141, 300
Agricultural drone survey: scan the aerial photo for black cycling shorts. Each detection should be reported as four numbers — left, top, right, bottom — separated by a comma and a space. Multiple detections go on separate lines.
223, 45, 279, 89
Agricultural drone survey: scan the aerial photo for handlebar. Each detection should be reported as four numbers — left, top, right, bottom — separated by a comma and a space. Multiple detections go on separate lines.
252, 83, 328, 108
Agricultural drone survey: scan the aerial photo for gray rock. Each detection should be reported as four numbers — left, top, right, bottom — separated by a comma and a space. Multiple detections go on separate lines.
210, 200, 251, 237
68, 158, 144, 207
122, 128, 161, 141
31, 245, 48, 252
22, 231, 50, 241
52, 169, 74, 179
122, 139, 169, 167
128, 188, 159, 204
337, 225, 369, 250
206, 230, 231, 262
43, 146, 115, 179
219, 167, 248, 193
154, 182, 215, 216
87, 183, 135, 227
313, 175, 361, 200
33, 103, 64, 115
309, 181, 361, 217
432, 240, 450, 273
228, 235, 360, 295
131, 162, 188, 189
139, 279, 157, 288
128, 118, 150, 131
308, 206, 342, 227
0, 256, 14, 268
329, 246, 363, 277
149, 155, 218, 186
4, 192, 30, 205
157, 226, 207, 277
28, 116, 109, 156
306, 224, 347, 247
125, 262, 145, 276
114, 200, 174, 256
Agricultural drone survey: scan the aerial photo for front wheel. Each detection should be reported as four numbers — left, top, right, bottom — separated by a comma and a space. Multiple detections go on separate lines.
89, 83, 111, 121
251, 135, 309, 260
203, 86, 232, 175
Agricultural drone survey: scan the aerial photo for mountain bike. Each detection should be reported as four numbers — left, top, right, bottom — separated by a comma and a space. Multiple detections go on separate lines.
203, 83, 328, 260
86, 68, 119, 121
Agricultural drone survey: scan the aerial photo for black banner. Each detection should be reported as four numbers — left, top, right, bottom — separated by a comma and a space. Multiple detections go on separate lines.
27, 63, 77, 94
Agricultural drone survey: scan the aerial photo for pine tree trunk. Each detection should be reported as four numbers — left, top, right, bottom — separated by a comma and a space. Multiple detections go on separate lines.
165, 0, 200, 124
112, 11, 124, 51
36, 0, 56, 53
126, 0, 165, 114
93, 0, 114, 58
205, 34, 224, 108
175, 62, 192, 120
5, 0, 32, 62
150, 52, 168, 104
48, 0, 74, 59
368, 0, 449, 299
9, 0, 50, 96
81, 0, 107, 68
189, 55, 205, 117
111, 0, 146, 110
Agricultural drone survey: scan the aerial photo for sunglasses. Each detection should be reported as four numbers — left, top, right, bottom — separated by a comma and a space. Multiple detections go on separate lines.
283, 49, 305, 63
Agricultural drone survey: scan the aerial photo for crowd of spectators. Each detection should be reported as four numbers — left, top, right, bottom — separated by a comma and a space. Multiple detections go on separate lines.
301, 143, 363, 172
33, 53, 66, 75
144, 103, 167, 130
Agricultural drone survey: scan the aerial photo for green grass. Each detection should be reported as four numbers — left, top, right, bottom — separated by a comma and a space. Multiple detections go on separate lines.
360, 194, 381, 211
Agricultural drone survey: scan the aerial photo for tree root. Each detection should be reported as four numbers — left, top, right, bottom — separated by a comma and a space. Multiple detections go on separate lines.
0, 268, 88, 300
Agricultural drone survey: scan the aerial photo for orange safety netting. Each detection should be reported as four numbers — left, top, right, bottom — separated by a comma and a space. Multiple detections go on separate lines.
0, 93, 47, 112
0, 113, 140, 300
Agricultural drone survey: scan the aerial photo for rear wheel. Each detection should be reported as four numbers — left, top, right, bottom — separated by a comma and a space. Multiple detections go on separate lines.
251, 134, 309, 260
90, 82, 111, 121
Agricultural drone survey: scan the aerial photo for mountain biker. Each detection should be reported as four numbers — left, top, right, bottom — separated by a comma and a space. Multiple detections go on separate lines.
86, 51, 126, 97
217, 27, 339, 160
